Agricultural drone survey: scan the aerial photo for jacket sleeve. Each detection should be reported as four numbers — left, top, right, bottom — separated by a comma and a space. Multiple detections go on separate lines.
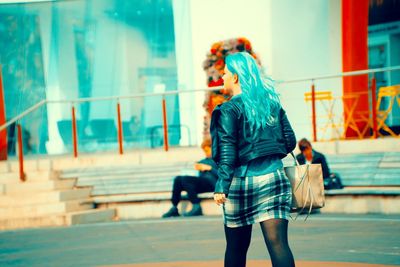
214, 107, 238, 195
318, 153, 331, 179
296, 153, 305, 165
198, 158, 218, 179
209, 160, 219, 179
280, 108, 297, 153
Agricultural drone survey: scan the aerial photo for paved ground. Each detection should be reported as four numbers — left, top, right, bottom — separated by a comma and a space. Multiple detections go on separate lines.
113, 262, 398, 267
0, 214, 399, 267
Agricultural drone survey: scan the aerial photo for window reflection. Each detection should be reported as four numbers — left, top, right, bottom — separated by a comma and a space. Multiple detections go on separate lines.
0, 0, 178, 155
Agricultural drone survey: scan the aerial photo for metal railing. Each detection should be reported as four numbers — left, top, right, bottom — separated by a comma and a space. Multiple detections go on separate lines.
1, 66, 400, 181
277, 66, 400, 142
0, 86, 224, 180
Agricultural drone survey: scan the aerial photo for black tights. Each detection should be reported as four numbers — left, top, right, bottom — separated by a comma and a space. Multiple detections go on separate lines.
224, 219, 295, 267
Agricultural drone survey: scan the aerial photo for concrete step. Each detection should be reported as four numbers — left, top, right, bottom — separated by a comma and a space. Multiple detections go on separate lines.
0, 213, 66, 230
2, 180, 76, 195
60, 165, 189, 179
0, 170, 59, 183
96, 191, 400, 221
0, 188, 92, 207
342, 179, 400, 186
91, 182, 172, 196
77, 175, 174, 187
100, 199, 212, 220
0, 208, 116, 230
0, 158, 53, 174
380, 162, 400, 168
66, 208, 116, 225
93, 187, 400, 221
329, 163, 380, 169
73, 172, 180, 186
93, 192, 172, 203
0, 199, 94, 218
92, 191, 210, 204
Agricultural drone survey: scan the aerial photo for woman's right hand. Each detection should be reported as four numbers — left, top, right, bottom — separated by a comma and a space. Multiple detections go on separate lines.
214, 193, 226, 205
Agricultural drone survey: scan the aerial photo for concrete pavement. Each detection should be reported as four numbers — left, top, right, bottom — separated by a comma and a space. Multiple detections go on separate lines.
110, 261, 397, 267
0, 214, 399, 267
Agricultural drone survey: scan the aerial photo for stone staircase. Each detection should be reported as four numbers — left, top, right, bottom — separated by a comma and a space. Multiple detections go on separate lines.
56, 152, 400, 220
60, 162, 194, 219
1, 145, 399, 230
0, 170, 116, 231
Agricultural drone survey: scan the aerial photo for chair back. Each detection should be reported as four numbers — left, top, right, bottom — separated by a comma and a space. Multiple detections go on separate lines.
304, 91, 333, 102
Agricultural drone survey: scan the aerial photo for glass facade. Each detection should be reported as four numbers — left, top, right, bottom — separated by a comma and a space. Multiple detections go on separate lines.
368, 1, 400, 132
0, 0, 180, 155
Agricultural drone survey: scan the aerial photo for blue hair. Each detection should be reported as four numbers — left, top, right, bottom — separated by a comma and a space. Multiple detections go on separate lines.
225, 52, 281, 132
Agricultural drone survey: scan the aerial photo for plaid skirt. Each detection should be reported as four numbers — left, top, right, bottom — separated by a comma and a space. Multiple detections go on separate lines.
222, 169, 292, 228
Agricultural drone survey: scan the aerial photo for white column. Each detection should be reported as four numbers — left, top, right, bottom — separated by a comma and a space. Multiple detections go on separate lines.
172, 0, 197, 146
40, 7, 67, 154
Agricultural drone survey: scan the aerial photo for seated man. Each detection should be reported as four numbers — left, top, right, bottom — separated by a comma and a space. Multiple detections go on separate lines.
162, 140, 218, 218
296, 138, 343, 190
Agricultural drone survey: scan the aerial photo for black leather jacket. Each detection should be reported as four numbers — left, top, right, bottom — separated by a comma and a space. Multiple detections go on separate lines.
210, 95, 296, 195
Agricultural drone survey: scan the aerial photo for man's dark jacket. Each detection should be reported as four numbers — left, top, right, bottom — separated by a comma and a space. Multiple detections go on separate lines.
210, 96, 296, 195
296, 150, 330, 179
197, 157, 218, 183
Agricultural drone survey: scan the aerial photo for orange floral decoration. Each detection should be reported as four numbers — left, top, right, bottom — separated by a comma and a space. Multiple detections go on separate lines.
202, 37, 261, 144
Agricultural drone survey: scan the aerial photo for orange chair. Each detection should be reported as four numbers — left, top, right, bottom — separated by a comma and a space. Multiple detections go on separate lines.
376, 85, 400, 138
339, 91, 376, 139
304, 91, 340, 140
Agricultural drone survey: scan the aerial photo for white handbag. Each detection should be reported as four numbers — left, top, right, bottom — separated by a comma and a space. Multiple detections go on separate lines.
284, 153, 325, 219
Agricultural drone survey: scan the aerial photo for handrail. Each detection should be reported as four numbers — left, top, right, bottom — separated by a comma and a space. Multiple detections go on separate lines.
277, 66, 400, 84
0, 87, 224, 131
0, 1, 56, 5
0, 99, 46, 131
1, 65, 400, 132
47, 86, 224, 104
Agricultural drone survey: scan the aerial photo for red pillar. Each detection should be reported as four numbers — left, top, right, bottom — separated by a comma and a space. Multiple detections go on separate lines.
71, 106, 78, 158
371, 77, 378, 138
117, 102, 124, 155
17, 124, 25, 181
342, 0, 369, 138
0, 65, 7, 160
162, 97, 169, 152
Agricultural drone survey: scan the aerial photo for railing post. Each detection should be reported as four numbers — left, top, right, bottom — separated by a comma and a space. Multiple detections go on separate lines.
0, 64, 7, 161
311, 81, 317, 142
117, 101, 124, 155
17, 124, 26, 181
162, 96, 169, 152
371, 76, 378, 138
71, 105, 78, 158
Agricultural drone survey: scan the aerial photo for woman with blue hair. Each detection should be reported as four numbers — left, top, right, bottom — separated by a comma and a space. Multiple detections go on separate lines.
210, 52, 296, 267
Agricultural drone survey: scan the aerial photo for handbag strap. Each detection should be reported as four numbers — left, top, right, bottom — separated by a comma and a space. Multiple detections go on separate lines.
290, 152, 300, 167
293, 164, 309, 193
291, 164, 315, 221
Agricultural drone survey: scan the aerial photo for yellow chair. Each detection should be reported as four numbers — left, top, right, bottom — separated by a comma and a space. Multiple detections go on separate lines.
340, 93, 373, 139
304, 91, 340, 140
376, 85, 400, 138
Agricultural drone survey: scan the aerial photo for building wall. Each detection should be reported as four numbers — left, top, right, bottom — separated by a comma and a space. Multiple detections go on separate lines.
0, 0, 348, 156
177, 0, 273, 146
270, 0, 343, 140
175, 0, 343, 144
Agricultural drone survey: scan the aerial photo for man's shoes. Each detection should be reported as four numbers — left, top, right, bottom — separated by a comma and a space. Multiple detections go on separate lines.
184, 204, 203, 217
162, 206, 180, 218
